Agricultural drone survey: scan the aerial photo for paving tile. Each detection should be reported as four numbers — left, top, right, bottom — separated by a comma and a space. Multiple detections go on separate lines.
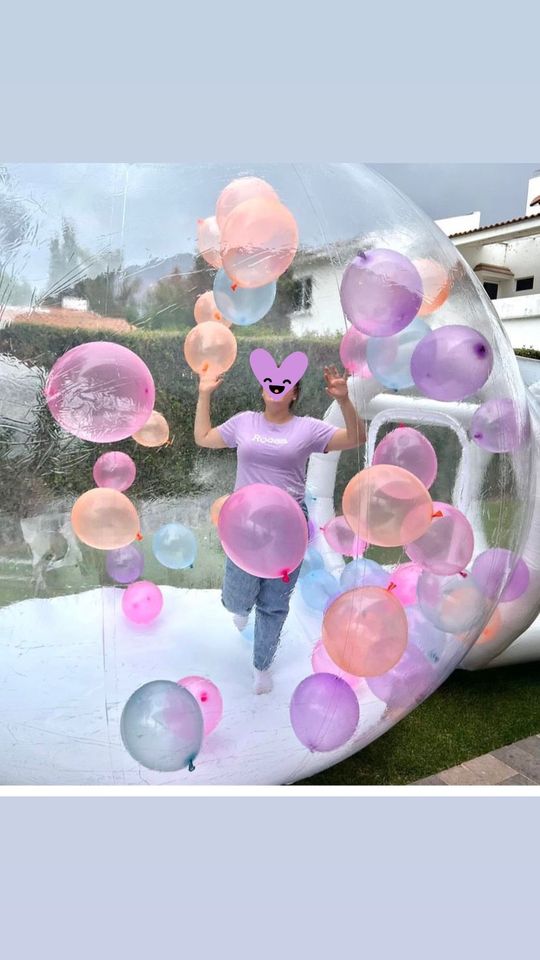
439, 753, 516, 785
438, 764, 489, 785
514, 735, 540, 759
500, 773, 537, 786
492, 744, 540, 783
414, 775, 446, 785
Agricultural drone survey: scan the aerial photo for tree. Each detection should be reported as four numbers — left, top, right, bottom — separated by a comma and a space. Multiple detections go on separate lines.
141, 267, 193, 329
0, 166, 39, 308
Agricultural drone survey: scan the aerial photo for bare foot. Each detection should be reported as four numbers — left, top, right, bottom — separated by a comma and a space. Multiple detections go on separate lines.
253, 668, 273, 695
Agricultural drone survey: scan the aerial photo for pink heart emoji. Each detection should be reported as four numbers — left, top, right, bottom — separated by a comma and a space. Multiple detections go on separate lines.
249, 348, 309, 400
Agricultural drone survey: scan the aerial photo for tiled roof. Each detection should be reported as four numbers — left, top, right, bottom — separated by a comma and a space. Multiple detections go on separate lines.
1, 306, 132, 332
449, 212, 540, 238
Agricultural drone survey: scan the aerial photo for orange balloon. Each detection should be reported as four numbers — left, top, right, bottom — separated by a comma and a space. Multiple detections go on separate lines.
343, 465, 433, 547
210, 495, 229, 526
322, 587, 408, 677
215, 176, 279, 231
184, 320, 237, 378
414, 258, 452, 316
71, 488, 139, 550
194, 291, 231, 327
476, 607, 503, 645
132, 410, 169, 447
197, 216, 222, 270
220, 198, 299, 289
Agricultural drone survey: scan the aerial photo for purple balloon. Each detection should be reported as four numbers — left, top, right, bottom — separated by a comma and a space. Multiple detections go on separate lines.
106, 544, 144, 584
340, 249, 423, 337
471, 398, 529, 453
405, 501, 474, 575
290, 673, 359, 752
411, 324, 493, 401
372, 427, 438, 489
366, 641, 434, 709
307, 518, 317, 543
472, 549, 530, 602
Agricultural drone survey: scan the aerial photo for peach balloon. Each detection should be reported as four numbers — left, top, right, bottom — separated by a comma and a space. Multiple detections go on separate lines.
343, 465, 433, 548
215, 176, 278, 230
197, 216, 222, 269
476, 607, 503, 645
132, 410, 169, 448
322, 587, 408, 677
184, 321, 237, 378
414, 258, 452, 316
194, 291, 231, 327
210, 495, 229, 526
220, 198, 299, 289
311, 640, 361, 691
71, 488, 140, 550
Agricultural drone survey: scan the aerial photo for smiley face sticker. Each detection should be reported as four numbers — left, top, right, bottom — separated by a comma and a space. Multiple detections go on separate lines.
249, 348, 309, 400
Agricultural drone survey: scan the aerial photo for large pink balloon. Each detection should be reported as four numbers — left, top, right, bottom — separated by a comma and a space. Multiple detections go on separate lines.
218, 483, 308, 579
220, 198, 299, 289
321, 515, 366, 557
93, 451, 136, 491
311, 640, 361, 691
405, 502, 474, 575
322, 586, 408, 676
45, 341, 155, 443
177, 676, 223, 736
372, 427, 437, 489
215, 176, 278, 230
342, 465, 433, 548
122, 580, 163, 624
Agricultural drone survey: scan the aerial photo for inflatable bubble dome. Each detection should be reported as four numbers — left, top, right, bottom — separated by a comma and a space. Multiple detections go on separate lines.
0, 162, 539, 785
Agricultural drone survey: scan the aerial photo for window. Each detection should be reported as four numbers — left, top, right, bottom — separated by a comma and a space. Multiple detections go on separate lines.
483, 281, 498, 300
291, 276, 313, 312
515, 276, 534, 292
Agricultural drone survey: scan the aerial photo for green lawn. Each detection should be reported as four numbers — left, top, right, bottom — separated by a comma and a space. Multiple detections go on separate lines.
297, 661, 540, 785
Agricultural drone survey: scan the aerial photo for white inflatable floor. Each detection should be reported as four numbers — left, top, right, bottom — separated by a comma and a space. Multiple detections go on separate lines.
0, 587, 387, 786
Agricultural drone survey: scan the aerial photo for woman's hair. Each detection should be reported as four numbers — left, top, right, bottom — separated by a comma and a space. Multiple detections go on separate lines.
289, 380, 302, 410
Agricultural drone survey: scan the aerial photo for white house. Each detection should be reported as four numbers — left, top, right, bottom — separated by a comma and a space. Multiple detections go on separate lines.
291, 172, 540, 350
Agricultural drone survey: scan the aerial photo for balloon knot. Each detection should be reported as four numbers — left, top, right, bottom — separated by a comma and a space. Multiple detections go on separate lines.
231, 283, 238, 292
201, 362, 209, 373
280, 570, 290, 583
459, 571, 467, 578
432, 510, 443, 518
387, 581, 397, 592
214, 312, 222, 321
188, 760, 195, 773
398, 423, 406, 429
197, 218, 204, 224
136, 532, 143, 541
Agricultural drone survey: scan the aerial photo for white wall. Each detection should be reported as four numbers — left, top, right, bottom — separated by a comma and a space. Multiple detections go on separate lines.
458, 235, 540, 297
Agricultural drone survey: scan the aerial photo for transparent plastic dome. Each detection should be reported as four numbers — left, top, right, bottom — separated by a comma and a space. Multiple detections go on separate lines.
0, 162, 538, 785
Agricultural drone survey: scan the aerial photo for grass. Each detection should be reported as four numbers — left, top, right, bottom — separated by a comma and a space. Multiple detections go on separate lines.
297, 661, 540, 785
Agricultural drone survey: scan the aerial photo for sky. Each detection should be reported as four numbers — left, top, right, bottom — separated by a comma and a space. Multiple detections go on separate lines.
3, 163, 540, 290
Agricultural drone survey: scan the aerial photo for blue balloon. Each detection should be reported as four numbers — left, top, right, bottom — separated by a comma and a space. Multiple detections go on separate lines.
366, 315, 430, 390
300, 569, 341, 612
121, 680, 203, 772
152, 523, 197, 570
340, 558, 390, 592
213, 268, 276, 326
299, 547, 325, 579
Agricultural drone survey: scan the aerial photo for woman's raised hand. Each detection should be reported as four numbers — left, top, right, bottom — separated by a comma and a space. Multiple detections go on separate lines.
198, 373, 224, 395
323, 365, 349, 400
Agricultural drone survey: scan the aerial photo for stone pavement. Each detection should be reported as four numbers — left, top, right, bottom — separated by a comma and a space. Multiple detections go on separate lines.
415, 734, 540, 785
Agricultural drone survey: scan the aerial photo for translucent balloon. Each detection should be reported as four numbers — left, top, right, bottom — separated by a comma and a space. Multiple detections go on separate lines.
71, 488, 140, 550
300, 569, 341, 612
417, 571, 487, 634
411, 324, 493, 401
406, 605, 450, 666
197, 216, 222, 269
414, 258, 452, 316
389, 562, 423, 606
210, 495, 229, 527
311, 640, 361, 690
44, 341, 155, 443
120, 680, 203, 772
183, 320, 237, 378
299, 546, 325, 578
339, 326, 372, 378
93, 451, 136, 491
215, 176, 278, 230
372, 426, 437, 489
218, 483, 307, 579
194, 291, 231, 327
289, 673, 359, 752
339, 557, 389, 592
177, 676, 223, 736
220, 198, 299, 289
366, 316, 430, 390
366, 641, 434, 709
152, 523, 197, 570
342, 465, 433, 547
213, 268, 276, 326
405, 502, 474, 576
122, 580, 164, 624
105, 544, 144, 584
322, 587, 408, 676
132, 410, 169, 447
470, 398, 529, 453
472, 548, 530, 602
307, 519, 317, 543
321, 515, 366, 557
339, 249, 423, 337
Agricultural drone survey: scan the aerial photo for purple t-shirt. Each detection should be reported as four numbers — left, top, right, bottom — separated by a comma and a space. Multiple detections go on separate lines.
217, 411, 339, 503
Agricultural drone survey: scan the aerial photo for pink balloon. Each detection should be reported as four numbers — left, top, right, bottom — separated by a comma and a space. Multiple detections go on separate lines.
122, 581, 163, 625
177, 676, 223, 736
93, 451, 136, 491
372, 427, 437, 489
390, 562, 423, 605
405, 502, 474, 576
215, 176, 278, 230
218, 484, 308, 579
339, 326, 372, 378
343, 465, 433, 548
197, 216, 222, 270
321, 515, 366, 557
311, 640, 361, 690
323, 586, 408, 677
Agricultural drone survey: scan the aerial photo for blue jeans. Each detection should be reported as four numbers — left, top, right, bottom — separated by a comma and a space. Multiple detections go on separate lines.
221, 501, 308, 671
